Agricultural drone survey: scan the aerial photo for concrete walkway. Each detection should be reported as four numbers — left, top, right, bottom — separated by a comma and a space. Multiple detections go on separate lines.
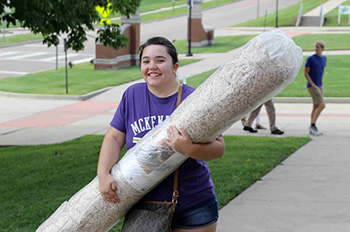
305, 0, 347, 16
217, 103, 350, 232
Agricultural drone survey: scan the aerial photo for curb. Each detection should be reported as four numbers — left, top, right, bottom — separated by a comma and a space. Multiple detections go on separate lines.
1, 88, 350, 103
224, 26, 350, 32
0, 39, 43, 49
273, 97, 350, 104
0, 87, 113, 101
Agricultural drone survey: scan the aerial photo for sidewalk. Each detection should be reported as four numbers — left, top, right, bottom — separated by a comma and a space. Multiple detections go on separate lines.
218, 113, 350, 232
304, 0, 347, 16
217, 103, 350, 232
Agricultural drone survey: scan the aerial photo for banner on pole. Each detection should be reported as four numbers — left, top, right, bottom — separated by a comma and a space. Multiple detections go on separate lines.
187, 0, 193, 8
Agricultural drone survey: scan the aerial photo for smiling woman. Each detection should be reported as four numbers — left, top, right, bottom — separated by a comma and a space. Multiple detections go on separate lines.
139, 40, 179, 97
96, 36, 225, 231
36, 36, 225, 232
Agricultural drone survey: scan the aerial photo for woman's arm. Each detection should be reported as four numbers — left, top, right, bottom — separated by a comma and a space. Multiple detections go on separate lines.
97, 126, 126, 203
166, 125, 225, 161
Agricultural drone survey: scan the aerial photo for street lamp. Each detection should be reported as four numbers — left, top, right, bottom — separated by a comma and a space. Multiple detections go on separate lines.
275, 0, 279, 28
186, 0, 193, 57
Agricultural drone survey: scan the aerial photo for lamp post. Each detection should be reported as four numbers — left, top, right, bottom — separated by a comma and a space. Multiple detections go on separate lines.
64, 38, 68, 94
275, 0, 279, 28
2, 13, 5, 42
3, 5, 11, 42
186, 0, 193, 57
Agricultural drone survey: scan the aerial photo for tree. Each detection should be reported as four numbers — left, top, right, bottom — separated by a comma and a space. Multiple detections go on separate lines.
0, 0, 141, 51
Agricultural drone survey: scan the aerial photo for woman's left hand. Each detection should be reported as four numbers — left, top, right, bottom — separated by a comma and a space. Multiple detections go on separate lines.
165, 125, 193, 155
165, 125, 225, 161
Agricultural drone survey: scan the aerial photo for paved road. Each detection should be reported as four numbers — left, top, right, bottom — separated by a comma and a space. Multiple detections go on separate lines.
0, 0, 303, 80
0, 35, 96, 80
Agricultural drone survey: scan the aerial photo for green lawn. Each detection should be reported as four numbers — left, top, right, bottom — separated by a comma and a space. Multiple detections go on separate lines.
231, 0, 350, 27
183, 33, 350, 97
0, 34, 257, 95
0, 33, 43, 46
0, 135, 310, 231
324, 1, 350, 26
174, 34, 257, 54
292, 33, 350, 51
185, 55, 350, 98
110, 0, 239, 23
278, 55, 350, 97
1, 33, 349, 97
0, 59, 198, 95
0, 63, 142, 95
231, 0, 328, 27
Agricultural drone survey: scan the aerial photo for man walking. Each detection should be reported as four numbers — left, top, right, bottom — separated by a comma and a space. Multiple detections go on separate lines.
304, 40, 327, 136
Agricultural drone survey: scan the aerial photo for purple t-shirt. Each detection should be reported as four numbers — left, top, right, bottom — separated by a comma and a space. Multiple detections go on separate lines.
110, 83, 215, 212
305, 54, 327, 88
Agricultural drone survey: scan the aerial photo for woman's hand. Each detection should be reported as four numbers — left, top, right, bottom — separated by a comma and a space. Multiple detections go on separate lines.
166, 125, 194, 155
98, 173, 120, 203
97, 126, 126, 203
165, 125, 225, 161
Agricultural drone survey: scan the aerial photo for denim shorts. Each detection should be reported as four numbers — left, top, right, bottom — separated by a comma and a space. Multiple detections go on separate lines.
172, 196, 219, 229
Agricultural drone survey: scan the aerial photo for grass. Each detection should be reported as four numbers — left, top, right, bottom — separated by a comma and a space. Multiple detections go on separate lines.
0, 63, 142, 95
1, 33, 349, 97
278, 55, 350, 97
173, 34, 257, 54
107, 0, 188, 18
292, 33, 350, 51
0, 33, 43, 46
182, 33, 350, 97
324, 1, 350, 26
0, 34, 256, 95
0, 134, 310, 231
137, 0, 187, 14
0, 59, 199, 95
211, 136, 310, 208
184, 55, 350, 98
231, 0, 328, 27
182, 69, 215, 88
110, 0, 240, 24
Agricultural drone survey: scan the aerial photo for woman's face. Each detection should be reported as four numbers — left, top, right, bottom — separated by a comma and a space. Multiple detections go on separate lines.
140, 45, 178, 88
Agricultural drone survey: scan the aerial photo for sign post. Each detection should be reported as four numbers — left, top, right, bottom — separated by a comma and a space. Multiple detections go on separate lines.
338, 5, 350, 24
